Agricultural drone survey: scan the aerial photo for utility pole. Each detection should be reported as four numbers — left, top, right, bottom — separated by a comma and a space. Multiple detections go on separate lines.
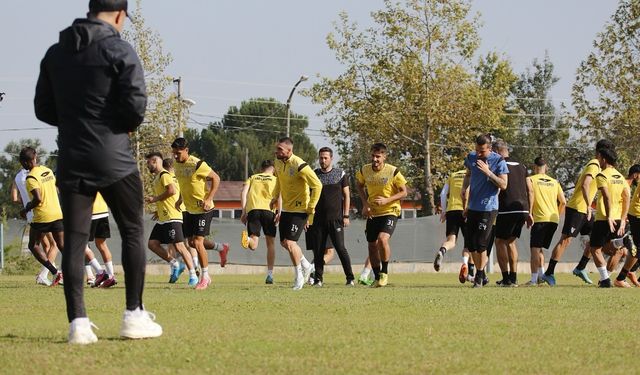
173, 77, 183, 137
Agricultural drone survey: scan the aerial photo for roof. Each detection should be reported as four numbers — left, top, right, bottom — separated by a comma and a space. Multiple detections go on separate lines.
215, 181, 245, 201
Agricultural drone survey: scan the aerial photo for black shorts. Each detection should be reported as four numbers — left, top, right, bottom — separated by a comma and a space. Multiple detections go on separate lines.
590, 220, 621, 248
561, 207, 590, 237
279, 212, 307, 242
465, 210, 497, 252
31, 219, 63, 234
247, 209, 277, 238
89, 217, 110, 241
580, 215, 594, 236
445, 210, 466, 238
149, 222, 185, 244
495, 212, 528, 240
530, 222, 558, 249
365, 215, 398, 242
183, 210, 214, 238
305, 226, 334, 250
629, 215, 640, 251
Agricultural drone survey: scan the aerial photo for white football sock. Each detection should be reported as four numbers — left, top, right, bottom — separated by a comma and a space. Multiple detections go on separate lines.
89, 258, 103, 274
104, 261, 115, 277
597, 266, 609, 281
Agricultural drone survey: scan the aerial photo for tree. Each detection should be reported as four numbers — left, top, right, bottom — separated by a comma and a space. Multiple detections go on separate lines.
123, 0, 183, 194
572, 0, 640, 167
497, 54, 587, 189
186, 98, 317, 181
0, 139, 48, 219
306, 0, 514, 215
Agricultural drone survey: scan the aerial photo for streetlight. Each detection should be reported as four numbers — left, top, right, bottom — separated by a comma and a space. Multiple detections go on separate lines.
285, 75, 308, 137
173, 77, 196, 137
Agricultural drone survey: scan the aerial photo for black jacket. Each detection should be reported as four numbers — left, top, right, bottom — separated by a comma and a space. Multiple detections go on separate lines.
35, 18, 146, 192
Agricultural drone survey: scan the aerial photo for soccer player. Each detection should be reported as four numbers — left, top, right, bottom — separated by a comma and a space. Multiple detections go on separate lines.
461, 135, 509, 288
271, 137, 322, 290
87, 192, 117, 288
19, 147, 64, 287
355, 143, 407, 288
492, 140, 533, 287
35, 0, 162, 343
588, 148, 629, 288
308, 147, 355, 287
541, 139, 615, 286
11, 167, 59, 286
146, 152, 198, 287
525, 157, 566, 286
240, 160, 278, 284
171, 138, 228, 290
610, 164, 640, 287
433, 169, 475, 283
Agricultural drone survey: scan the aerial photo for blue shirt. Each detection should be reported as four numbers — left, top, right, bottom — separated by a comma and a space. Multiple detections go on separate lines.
464, 151, 509, 212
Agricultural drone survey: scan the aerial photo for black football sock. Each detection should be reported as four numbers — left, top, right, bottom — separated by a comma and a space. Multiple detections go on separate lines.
439, 246, 447, 255
501, 271, 509, 283
381, 261, 389, 274
631, 262, 640, 273
617, 268, 630, 281
468, 263, 476, 277
373, 266, 381, 280
576, 256, 590, 271
44, 261, 58, 275
509, 271, 517, 284
546, 259, 558, 276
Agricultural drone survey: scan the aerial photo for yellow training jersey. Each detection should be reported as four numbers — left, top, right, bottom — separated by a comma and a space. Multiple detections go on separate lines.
629, 182, 640, 218
446, 170, 466, 212
92, 192, 109, 219
274, 154, 322, 221
245, 173, 277, 212
173, 155, 214, 214
566, 159, 600, 214
595, 166, 626, 221
356, 163, 407, 217
530, 174, 563, 223
153, 169, 183, 222
25, 165, 62, 223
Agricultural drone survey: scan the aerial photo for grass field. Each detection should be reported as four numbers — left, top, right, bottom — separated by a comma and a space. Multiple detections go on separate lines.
1, 272, 638, 374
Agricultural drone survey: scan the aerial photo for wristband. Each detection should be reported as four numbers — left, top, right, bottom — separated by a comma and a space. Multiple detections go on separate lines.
343, 215, 349, 219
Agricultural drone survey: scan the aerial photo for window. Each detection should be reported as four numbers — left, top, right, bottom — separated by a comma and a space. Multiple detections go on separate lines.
401, 209, 416, 219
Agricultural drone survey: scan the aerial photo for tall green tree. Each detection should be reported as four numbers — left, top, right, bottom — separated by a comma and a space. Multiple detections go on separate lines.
497, 54, 587, 188
123, 0, 183, 193
572, 0, 640, 167
0, 139, 48, 219
187, 98, 317, 181
306, 0, 514, 215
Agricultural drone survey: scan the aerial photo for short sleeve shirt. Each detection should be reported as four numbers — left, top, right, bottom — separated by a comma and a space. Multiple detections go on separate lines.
464, 151, 509, 212
245, 173, 277, 213
566, 159, 600, 214
173, 155, 214, 214
530, 174, 563, 223
26, 165, 63, 223
355, 163, 407, 217
315, 168, 349, 222
153, 169, 183, 222
595, 166, 626, 221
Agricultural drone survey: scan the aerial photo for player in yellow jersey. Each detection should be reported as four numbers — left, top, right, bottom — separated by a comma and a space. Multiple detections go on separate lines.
586, 148, 630, 287
19, 147, 64, 286
85, 192, 118, 288
541, 139, 615, 286
271, 137, 322, 290
356, 143, 408, 288
608, 164, 640, 287
145, 152, 198, 287
240, 160, 278, 284
433, 169, 475, 283
525, 157, 566, 286
171, 138, 228, 290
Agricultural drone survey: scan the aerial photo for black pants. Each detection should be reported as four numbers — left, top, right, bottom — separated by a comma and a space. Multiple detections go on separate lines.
60, 172, 145, 322
310, 219, 354, 282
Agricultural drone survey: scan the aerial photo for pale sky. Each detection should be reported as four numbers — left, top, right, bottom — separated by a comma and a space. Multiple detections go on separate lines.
0, 0, 618, 156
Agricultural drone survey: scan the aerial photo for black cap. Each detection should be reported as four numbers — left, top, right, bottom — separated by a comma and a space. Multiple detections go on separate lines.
89, 0, 128, 15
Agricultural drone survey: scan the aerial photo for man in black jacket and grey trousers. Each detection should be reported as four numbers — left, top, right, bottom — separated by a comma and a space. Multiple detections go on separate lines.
34, 0, 161, 344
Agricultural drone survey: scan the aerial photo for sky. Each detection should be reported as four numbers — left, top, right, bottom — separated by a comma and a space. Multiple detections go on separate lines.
0, 0, 619, 157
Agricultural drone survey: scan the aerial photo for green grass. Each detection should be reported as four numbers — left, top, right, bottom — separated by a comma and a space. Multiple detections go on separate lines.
0, 272, 638, 374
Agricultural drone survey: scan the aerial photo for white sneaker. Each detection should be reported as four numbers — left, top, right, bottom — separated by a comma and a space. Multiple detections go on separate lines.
36, 275, 51, 286
293, 275, 304, 290
301, 263, 312, 284
68, 318, 98, 345
120, 308, 163, 339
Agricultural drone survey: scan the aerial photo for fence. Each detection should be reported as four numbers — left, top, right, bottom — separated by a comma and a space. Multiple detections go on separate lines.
1, 215, 589, 269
